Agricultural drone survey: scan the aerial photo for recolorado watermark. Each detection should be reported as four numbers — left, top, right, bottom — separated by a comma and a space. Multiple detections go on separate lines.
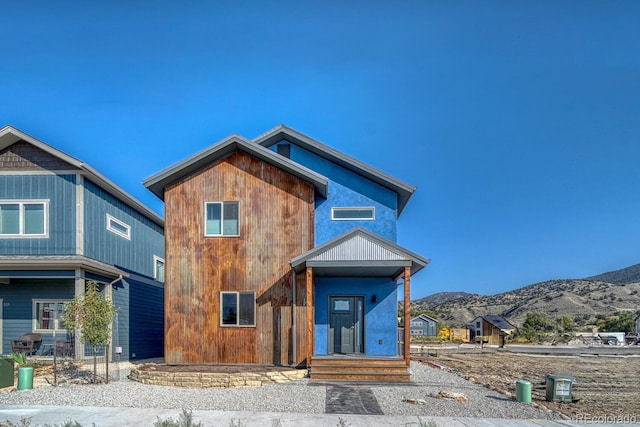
574, 414, 637, 424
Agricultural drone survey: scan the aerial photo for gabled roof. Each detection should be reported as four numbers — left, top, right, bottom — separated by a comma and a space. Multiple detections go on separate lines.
253, 124, 417, 216
471, 315, 515, 331
0, 126, 163, 227
411, 314, 438, 323
290, 227, 429, 277
143, 133, 328, 200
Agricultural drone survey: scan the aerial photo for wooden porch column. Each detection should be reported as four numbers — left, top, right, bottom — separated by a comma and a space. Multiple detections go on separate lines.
403, 266, 411, 366
306, 267, 314, 368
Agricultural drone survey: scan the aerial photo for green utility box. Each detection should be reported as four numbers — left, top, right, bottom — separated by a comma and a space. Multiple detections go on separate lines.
545, 375, 574, 403
516, 379, 532, 403
0, 356, 15, 388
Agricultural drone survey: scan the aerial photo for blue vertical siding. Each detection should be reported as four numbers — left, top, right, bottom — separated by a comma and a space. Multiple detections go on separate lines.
1, 278, 74, 354
83, 179, 164, 277
0, 174, 76, 255
314, 277, 398, 356
265, 141, 398, 244
128, 278, 164, 359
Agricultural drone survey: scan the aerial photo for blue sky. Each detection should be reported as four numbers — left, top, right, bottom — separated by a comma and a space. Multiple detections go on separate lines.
2, 2, 639, 299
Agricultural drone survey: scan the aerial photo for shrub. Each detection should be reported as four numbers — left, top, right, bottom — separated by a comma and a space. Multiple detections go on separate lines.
154, 410, 203, 427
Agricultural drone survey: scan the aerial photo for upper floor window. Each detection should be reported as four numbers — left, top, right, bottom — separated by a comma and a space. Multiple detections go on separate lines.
331, 207, 375, 221
154, 256, 165, 283
33, 300, 68, 332
106, 214, 131, 240
221, 291, 255, 326
0, 200, 48, 237
205, 202, 239, 236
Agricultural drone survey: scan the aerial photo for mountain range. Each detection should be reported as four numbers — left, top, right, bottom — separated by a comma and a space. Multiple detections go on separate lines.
412, 263, 640, 328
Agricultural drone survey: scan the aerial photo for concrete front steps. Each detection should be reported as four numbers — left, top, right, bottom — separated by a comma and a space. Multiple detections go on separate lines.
310, 356, 410, 382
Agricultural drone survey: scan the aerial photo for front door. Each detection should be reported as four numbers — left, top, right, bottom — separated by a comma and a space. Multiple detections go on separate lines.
329, 296, 364, 354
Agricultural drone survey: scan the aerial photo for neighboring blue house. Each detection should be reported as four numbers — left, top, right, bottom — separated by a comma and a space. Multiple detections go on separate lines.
0, 126, 165, 360
144, 124, 428, 381
409, 314, 438, 337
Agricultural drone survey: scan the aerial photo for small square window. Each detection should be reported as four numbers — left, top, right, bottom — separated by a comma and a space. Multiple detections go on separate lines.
331, 207, 375, 221
205, 202, 239, 236
220, 291, 255, 326
33, 300, 68, 332
107, 214, 131, 240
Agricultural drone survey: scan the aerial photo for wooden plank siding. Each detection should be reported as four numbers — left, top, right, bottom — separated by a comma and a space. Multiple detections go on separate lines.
164, 151, 314, 365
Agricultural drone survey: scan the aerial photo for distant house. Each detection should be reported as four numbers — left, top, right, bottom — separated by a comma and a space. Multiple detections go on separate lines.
0, 126, 165, 360
409, 314, 438, 337
635, 314, 640, 336
469, 315, 515, 347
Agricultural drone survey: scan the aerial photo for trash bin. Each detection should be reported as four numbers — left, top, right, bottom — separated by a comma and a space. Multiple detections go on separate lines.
545, 375, 574, 403
0, 357, 15, 388
17, 366, 34, 390
516, 379, 532, 403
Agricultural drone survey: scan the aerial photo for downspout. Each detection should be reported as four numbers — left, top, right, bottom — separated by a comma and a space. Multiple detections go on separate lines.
292, 270, 296, 366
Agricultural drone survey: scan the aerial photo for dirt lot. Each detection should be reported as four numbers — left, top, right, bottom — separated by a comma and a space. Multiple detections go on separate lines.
416, 350, 640, 419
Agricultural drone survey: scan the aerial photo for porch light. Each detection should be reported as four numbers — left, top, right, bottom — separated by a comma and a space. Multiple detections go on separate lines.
371, 294, 377, 303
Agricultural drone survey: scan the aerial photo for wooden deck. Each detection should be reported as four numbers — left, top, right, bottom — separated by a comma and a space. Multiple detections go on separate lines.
310, 355, 410, 382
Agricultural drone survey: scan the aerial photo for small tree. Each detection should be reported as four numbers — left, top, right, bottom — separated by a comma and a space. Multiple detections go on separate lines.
61, 281, 116, 383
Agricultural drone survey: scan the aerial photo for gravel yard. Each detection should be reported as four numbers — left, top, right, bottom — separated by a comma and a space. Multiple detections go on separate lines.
428, 351, 640, 419
0, 361, 560, 420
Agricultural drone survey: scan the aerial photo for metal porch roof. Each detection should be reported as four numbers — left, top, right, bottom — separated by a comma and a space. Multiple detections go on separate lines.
290, 227, 429, 278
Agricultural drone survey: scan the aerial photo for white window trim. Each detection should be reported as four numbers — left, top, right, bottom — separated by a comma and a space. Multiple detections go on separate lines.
106, 214, 131, 240
204, 201, 240, 237
32, 299, 69, 333
0, 199, 49, 238
153, 255, 165, 282
331, 206, 375, 221
220, 291, 256, 327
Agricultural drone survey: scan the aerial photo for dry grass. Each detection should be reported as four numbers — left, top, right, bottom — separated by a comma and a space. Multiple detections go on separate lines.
420, 351, 640, 419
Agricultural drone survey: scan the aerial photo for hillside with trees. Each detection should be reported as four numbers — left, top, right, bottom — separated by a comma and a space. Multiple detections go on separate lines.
411, 263, 640, 331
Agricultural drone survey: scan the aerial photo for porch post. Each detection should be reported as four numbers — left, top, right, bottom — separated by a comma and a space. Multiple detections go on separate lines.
306, 267, 314, 368
403, 266, 411, 366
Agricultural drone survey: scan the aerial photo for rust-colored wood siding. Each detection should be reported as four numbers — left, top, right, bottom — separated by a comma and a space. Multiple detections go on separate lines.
164, 151, 314, 365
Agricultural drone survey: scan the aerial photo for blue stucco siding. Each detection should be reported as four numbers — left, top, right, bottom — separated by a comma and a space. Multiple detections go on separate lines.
1, 278, 74, 354
315, 181, 397, 244
0, 174, 76, 255
313, 277, 399, 357
83, 179, 164, 277
267, 141, 398, 244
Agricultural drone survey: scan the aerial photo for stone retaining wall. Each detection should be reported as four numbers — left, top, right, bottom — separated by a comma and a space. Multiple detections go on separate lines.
129, 365, 307, 388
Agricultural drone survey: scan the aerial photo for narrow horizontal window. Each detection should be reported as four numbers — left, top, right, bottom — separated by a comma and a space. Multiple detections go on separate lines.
106, 214, 131, 240
154, 256, 165, 283
331, 207, 375, 221
0, 200, 48, 237
221, 291, 255, 327
33, 300, 68, 332
205, 202, 239, 236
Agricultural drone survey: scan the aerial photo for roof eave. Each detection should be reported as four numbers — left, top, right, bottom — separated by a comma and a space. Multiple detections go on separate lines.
253, 125, 417, 216
0, 126, 164, 227
143, 135, 329, 200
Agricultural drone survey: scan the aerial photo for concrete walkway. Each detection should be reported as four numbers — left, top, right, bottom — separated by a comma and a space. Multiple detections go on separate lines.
1, 405, 634, 427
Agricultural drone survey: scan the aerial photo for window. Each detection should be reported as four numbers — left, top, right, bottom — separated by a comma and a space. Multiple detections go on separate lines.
205, 202, 239, 236
0, 200, 48, 237
331, 207, 375, 221
411, 329, 423, 335
154, 256, 165, 282
221, 291, 255, 326
410, 321, 423, 327
33, 300, 68, 332
106, 214, 131, 239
